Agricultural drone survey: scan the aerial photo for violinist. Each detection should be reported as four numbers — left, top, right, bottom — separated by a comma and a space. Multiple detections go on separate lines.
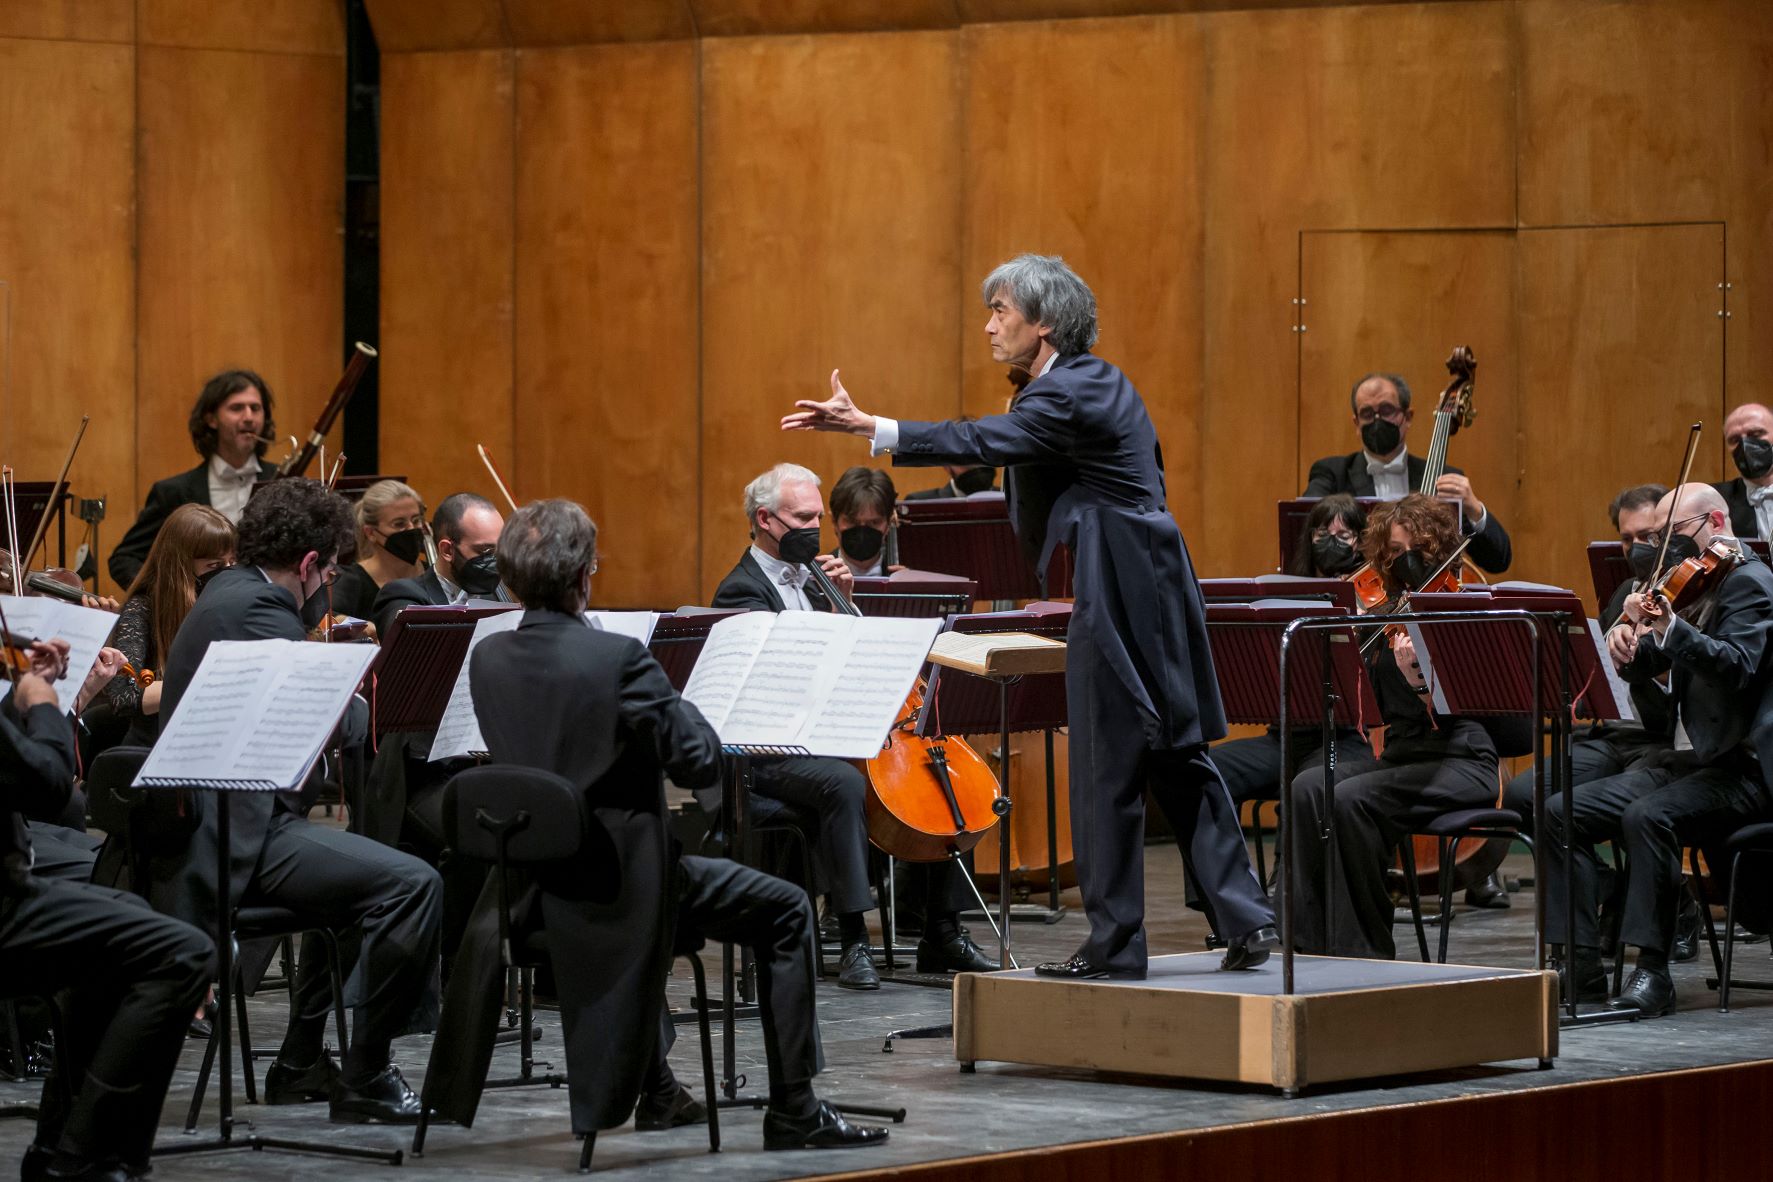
101, 504, 236, 748
1712, 402, 1773, 542
1544, 483, 1773, 1017
108, 369, 277, 588
0, 634, 215, 1182
148, 478, 442, 1122
328, 479, 427, 623
711, 464, 995, 988
829, 466, 902, 578
1301, 371, 1513, 573
425, 498, 886, 1151
1290, 493, 1501, 959
370, 492, 507, 640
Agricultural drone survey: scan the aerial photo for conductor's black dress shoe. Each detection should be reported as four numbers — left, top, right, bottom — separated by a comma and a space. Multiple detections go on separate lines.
1220, 925, 1278, 971
762, 1101, 889, 1150
1608, 968, 1676, 1017
1034, 954, 1111, 979
330, 1064, 424, 1124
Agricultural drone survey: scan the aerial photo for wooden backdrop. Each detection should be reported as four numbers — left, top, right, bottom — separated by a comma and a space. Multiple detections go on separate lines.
0, 0, 347, 595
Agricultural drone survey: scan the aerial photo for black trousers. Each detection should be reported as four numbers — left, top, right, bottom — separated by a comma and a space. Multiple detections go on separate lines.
674, 855, 821, 1093
23, 823, 100, 883
0, 878, 213, 1171
244, 813, 442, 1065
751, 757, 873, 916
1543, 758, 1769, 952
1502, 727, 1669, 837
1290, 752, 1497, 959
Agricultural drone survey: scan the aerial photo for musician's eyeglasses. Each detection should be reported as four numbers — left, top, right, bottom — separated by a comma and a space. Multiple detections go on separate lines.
1354, 405, 1407, 425
1312, 526, 1359, 545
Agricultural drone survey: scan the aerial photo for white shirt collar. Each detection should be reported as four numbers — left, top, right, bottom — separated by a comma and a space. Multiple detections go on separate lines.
209, 452, 259, 482
1364, 450, 1407, 475
1038, 352, 1059, 378
749, 545, 809, 608
434, 567, 466, 604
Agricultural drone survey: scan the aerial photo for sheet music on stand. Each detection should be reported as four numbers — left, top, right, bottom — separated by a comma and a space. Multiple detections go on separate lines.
0, 594, 120, 715
135, 640, 376, 791
649, 609, 748, 691
894, 495, 1072, 599
368, 604, 520, 733
915, 604, 1071, 741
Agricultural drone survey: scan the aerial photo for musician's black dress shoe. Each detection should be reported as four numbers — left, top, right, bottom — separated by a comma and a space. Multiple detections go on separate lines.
1672, 892, 1702, 963
634, 1083, 708, 1131
265, 1049, 340, 1104
330, 1064, 424, 1124
837, 942, 880, 990
1034, 954, 1111, 979
1221, 925, 1278, 971
1608, 968, 1676, 1017
21, 1146, 135, 1182
1554, 952, 1608, 1004
1464, 871, 1510, 910
762, 1100, 889, 1150
916, 932, 998, 974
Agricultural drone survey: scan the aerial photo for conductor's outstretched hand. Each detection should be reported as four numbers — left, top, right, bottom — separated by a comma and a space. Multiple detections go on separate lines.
782, 370, 877, 438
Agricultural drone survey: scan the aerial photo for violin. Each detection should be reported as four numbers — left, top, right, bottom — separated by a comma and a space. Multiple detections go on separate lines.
0, 628, 68, 683
0, 550, 89, 604
1632, 424, 1736, 624
117, 661, 156, 689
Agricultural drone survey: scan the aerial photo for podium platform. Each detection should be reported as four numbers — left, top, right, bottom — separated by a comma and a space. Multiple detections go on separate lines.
953, 952, 1555, 1094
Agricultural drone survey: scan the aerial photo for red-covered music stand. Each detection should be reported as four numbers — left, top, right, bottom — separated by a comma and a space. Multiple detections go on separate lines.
1276, 498, 1386, 571
894, 495, 1073, 599
1205, 601, 1378, 728
1200, 576, 1361, 612
367, 604, 519, 734
850, 571, 978, 619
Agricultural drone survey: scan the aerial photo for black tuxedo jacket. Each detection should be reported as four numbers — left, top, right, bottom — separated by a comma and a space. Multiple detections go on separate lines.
370, 568, 452, 640
710, 550, 833, 613
1621, 556, 1773, 770
108, 458, 276, 588
1300, 449, 1513, 573
1, 698, 78, 894
426, 610, 721, 1133
1713, 477, 1762, 541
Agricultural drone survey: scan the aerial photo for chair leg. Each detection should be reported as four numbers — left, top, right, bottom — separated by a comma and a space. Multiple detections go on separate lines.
518, 967, 535, 1082
234, 963, 258, 1104
684, 954, 720, 1154
1691, 855, 1726, 997
1253, 813, 1269, 895
1399, 842, 1430, 963
412, 1103, 431, 1157
1437, 838, 1456, 965
321, 930, 350, 1054
184, 1004, 221, 1132
1722, 852, 1745, 1014
578, 1130, 595, 1173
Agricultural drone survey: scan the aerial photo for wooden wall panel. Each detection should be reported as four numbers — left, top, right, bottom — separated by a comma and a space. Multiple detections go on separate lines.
961, 15, 1205, 535
138, 0, 344, 53
1298, 230, 1518, 557
1198, 1, 1514, 578
514, 42, 698, 609
0, 0, 132, 42
363, 0, 506, 52
699, 31, 961, 599
136, 46, 345, 530
378, 49, 514, 513
504, 0, 694, 46
0, 37, 134, 564
691, 1, 958, 38
1516, 224, 1725, 608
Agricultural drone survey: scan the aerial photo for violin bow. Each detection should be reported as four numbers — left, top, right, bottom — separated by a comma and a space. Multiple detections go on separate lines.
476, 444, 520, 514
2, 465, 20, 593
22, 414, 88, 570
1646, 422, 1703, 593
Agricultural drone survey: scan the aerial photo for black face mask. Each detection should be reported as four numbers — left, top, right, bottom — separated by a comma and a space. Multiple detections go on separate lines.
1310, 535, 1360, 576
1663, 532, 1701, 565
194, 567, 226, 595
840, 526, 885, 563
1360, 418, 1402, 457
454, 552, 502, 596
1626, 541, 1660, 580
766, 512, 823, 566
952, 467, 995, 496
1388, 549, 1431, 591
1734, 436, 1773, 481
381, 527, 425, 566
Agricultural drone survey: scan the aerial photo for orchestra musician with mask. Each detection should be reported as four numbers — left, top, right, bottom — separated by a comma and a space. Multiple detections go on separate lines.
828, 467, 903, 578
1302, 371, 1512, 574
109, 369, 277, 590
1713, 402, 1773, 543
370, 492, 509, 640
327, 480, 428, 623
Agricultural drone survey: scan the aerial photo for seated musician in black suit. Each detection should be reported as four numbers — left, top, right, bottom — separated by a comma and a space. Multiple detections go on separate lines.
2, 636, 216, 1182
328, 479, 428, 624
711, 464, 995, 988
430, 498, 885, 1150
1546, 483, 1773, 1016
151, 478, 442, 1122
829, 466, 902, 579
109, 369, 278, 589
1713, 402, 1773, 543
1290, 494, 1502, 959
369, 492, 508, 639
1301, 371, 1512, 573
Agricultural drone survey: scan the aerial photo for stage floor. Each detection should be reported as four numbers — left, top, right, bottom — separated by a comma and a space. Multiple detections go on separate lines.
7, 846, 1773, 1180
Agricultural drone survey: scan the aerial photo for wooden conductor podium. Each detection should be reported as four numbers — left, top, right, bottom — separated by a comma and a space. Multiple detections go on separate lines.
950, 599, 1558, 1094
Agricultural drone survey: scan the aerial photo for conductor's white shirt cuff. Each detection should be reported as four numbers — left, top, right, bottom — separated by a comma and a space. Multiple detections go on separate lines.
870, 417, 899, 456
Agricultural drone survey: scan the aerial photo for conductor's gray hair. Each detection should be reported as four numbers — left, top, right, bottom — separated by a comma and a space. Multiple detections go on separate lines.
742, 463, 821, 537
981, 254, 1099, 355
497, 498, 598, 614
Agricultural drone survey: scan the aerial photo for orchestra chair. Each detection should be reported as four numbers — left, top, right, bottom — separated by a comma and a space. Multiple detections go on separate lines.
1397, 808, 1532, 964
415, 765, 719, 1173
1689, 825, 1773, 1012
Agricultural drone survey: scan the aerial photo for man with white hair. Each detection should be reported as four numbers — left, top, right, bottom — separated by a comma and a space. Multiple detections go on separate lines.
710, 464, 998, 990
1713, 402, 1773, 542
784, 253, 1277, 981
1546, 482, 1773, 1016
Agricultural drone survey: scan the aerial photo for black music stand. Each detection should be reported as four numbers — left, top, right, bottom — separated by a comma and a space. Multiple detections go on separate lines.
151, 788, 403, 1167
850, 572, 978, 619
894, 496, 1072, 599
368, 604, 520, 735
6, 481, 72, 570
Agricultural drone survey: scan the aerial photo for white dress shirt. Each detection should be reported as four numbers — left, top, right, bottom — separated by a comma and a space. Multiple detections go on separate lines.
1364, 450, 1409, 500
1748, 483, 1773, 541
207, 453, 261, 524
749, 545, 813, 612
872, 352, 1058, 455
